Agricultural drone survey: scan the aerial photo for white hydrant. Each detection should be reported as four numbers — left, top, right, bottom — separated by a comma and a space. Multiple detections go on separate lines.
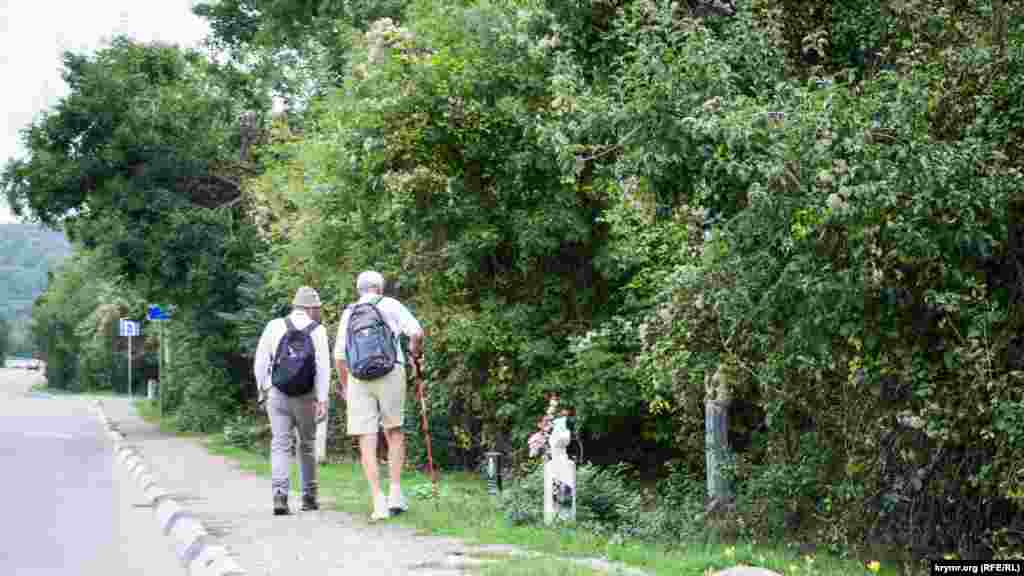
543, 416, 576, 525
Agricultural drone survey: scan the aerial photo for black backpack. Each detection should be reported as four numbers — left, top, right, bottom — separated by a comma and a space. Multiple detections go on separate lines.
345, 296, 398, 380
271, 318, 319, 396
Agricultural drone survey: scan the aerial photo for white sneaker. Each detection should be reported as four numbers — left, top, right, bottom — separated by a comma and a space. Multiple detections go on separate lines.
371, 494, 390, 521
388, 493, 408, 515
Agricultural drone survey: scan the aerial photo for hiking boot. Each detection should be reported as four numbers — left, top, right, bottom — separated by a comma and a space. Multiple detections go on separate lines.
370, 494, 390, 521
273, 494, 290, 516
301, 494, 319, 511
388, 493, 408, 516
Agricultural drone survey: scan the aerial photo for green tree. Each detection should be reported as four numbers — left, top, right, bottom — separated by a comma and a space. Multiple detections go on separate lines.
29, 249, 103, 390
193, 0, 409, 113
0, 316, 10, 362
4, 36, 265, 426
245, 0, 643, 458
0, 223, 71, 349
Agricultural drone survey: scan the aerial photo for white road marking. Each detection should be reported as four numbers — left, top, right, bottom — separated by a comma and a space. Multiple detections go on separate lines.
23, 432, 74, 440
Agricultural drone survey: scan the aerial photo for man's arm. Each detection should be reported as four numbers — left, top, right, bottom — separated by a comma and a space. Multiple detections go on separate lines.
335, 360, 348, 399
314, 326, 331, 407
396, 301, 424, 358
253, 321, 275, 399
334, 309, 349, 399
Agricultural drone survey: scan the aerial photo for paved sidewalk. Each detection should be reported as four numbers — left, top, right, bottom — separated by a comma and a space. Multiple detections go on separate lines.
99, 397, 471, 575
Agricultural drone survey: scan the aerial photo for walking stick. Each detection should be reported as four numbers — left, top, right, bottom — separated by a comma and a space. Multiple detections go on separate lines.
413, 355, 440, 506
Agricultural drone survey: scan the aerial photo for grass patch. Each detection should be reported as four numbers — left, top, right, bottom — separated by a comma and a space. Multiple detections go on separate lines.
139, 405, 890, 576
29, 381, 72, 395
134, 399, 207, 437
25, 379, 133, 399
211, 442, 887, 575
205, 437, 271, 475
135, 399, 164, 426
478, 557, 613, 576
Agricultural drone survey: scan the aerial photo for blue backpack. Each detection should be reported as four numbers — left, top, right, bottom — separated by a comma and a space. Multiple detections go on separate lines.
345, 296, 398, 380
271, 318, 318, 396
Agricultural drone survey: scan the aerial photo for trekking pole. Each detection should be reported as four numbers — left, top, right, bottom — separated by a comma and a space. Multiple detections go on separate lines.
413, 355, 440, 507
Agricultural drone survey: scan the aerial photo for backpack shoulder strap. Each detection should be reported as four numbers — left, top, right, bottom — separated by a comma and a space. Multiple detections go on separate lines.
301, 320, 319, 335
272, 317, 292, 366
369, 297, 390, 325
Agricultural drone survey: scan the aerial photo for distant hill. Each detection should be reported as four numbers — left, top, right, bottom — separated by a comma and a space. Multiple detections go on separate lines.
0, 223, 71, 329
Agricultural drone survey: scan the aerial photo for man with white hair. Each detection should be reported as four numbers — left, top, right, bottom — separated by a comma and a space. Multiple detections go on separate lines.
254, 286, 331, 516
335, 271, 424, 520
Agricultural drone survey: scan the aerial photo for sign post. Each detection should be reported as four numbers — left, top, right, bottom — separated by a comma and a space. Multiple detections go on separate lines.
148, 306, 171, 417
159, 321, 164, 416
119, 318, 140, 398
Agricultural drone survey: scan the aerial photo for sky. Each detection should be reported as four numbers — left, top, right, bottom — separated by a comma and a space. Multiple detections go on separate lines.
0, 0, 211, 223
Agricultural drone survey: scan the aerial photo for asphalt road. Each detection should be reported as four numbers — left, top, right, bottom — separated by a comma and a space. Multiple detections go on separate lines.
0, 368, 180, 576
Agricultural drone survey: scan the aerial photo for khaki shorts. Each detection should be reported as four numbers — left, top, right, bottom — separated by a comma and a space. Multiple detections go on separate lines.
346, 364, 407, 436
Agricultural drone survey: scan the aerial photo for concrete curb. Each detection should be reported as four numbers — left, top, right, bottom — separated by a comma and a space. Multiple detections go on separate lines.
91, 399, 247, 576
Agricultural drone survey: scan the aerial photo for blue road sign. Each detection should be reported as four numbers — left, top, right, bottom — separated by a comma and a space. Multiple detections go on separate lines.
148, 305, 171, 321
119, 319, 140, 337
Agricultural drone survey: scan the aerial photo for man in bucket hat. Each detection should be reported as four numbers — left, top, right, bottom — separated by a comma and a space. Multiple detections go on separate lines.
254, 286, 331, 515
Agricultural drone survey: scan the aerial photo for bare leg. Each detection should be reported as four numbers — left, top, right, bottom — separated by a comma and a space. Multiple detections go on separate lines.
359, 433, 381, 506
384, 427, 405, 500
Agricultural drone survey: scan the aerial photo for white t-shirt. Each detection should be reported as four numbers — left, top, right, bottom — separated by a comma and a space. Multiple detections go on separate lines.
334, 294, 423, 365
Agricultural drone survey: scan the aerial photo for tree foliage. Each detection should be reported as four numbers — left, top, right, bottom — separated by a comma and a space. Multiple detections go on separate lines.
232, 0, 1024, 557
0, 223, 71, 353
28, 248, 142, 391
0, 316, 10, 362
192, 0, 408, 112
5, 37, 266, 424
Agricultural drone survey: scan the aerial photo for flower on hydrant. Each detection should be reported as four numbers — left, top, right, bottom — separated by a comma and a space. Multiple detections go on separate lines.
527, 419, 551, 457
867, 560, 881, 573
527, 395, 563, 458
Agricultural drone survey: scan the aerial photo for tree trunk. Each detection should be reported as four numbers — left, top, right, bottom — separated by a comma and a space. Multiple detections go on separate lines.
993, 0, 1008, 58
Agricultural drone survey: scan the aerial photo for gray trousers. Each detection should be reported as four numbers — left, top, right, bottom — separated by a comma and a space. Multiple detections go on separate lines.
266, 387, 317, 499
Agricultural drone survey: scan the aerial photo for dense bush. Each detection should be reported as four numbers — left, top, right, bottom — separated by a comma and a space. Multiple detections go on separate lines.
222, 412, 271, 452
403, 401, 459, 471
500, 460, 708, 544
500, 463, 642, 533
623, 11, 1024, 564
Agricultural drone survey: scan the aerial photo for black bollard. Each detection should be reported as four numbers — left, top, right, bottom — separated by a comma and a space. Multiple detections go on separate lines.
484, 451, 503, 495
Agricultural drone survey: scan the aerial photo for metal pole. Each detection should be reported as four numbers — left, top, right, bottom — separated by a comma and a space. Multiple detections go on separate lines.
485, 451, 503, 495
159, 320, 164, 417
128, 333, 133, 399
